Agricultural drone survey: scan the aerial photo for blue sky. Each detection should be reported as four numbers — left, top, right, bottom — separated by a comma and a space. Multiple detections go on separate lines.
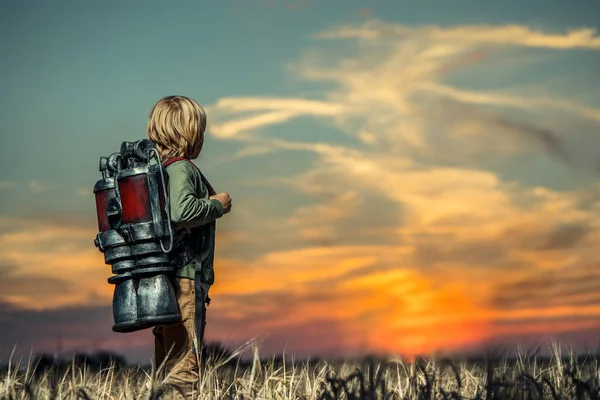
1, 0, 600, 363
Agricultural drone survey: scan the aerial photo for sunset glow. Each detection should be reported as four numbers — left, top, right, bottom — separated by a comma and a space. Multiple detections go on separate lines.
2, 0, 600, 363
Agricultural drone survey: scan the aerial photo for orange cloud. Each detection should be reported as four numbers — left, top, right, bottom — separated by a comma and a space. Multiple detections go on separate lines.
0, 218, 111, 310
4, 178, 600, 358
201, 125, 600, 355
207, 248, 495, 357
0, 216, 245, 312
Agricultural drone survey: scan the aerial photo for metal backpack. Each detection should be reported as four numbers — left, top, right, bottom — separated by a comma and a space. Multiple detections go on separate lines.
93, 139, 180, 333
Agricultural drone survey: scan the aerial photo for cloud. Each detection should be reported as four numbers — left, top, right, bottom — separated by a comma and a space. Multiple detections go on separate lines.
6, 20, 600, 360
207, 245, 491, 356
77, 187, 92, 197
493, 118, 572, 165
313, 22, 600, 50
206, 20, 600, 173
490, 261, 600, 311
0, 181, 16, 190
27, 180, 49, 193
197, 19, 600, 357
0, 180, 51, 193
207, 98, 345, 139
0, 217, 111, 310
419, 83, 600, 123
0, 262, 76, 301
480, 323, 600, 356
0, 301, 153, 364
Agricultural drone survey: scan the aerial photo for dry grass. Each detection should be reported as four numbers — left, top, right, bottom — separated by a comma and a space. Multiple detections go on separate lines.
1, 340, 599, 399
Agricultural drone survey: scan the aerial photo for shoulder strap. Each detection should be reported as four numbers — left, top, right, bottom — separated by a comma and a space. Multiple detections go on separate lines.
161, 157, 189, 168
161, 157, 217, 196
161, 156, 212, 351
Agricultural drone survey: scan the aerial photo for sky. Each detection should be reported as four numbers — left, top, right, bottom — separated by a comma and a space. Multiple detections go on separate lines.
1, 0, 600, 364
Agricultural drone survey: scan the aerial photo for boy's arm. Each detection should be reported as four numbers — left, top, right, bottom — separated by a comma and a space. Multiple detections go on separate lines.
167, 161, 224, 228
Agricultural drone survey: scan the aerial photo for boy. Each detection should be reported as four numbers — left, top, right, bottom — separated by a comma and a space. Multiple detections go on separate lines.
147, 95, 232, 397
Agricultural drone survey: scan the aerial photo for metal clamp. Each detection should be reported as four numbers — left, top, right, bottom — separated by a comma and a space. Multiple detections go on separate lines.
149, 148, 174, 253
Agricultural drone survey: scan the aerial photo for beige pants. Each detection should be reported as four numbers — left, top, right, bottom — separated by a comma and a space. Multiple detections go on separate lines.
153, 278, 207, 398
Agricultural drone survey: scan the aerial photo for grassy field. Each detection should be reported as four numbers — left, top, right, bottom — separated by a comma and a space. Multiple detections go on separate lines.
1, 340, 599, 399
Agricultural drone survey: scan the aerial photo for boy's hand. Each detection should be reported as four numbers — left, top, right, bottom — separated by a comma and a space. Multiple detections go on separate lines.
210, 192, 232, 214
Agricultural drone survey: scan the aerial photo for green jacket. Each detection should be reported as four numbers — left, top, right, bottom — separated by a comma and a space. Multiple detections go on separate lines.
164, 159, 224, 284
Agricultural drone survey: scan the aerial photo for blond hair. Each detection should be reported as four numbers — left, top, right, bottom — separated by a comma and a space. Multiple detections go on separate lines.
146, 95, 207, 160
